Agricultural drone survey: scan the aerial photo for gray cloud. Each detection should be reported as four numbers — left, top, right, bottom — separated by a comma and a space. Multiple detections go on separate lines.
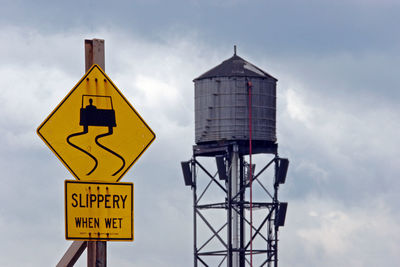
0, 1, 399, 265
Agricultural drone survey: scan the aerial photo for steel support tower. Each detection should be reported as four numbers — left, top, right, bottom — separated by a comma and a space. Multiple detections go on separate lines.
182, 142, 288, 267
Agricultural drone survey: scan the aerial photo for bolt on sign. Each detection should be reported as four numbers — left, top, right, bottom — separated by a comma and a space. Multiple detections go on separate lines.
37, 65, 155, 182
65, 180, 133, 241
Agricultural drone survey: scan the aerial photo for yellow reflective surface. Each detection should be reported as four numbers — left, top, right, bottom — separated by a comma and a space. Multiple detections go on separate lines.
37, 65, 155, 182
65, 180, 133, 241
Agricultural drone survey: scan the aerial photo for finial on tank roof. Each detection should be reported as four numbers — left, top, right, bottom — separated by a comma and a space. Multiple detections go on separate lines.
234, 45, 237, 56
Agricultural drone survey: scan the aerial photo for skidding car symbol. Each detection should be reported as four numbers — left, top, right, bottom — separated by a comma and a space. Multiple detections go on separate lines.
66, 95, 125, 176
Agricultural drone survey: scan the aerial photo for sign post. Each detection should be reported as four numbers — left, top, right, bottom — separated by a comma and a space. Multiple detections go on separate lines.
42, 39, 155, 267
86, 38, 107, 267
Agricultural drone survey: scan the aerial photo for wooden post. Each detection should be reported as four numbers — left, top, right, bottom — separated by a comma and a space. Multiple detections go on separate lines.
87, 240, 107, 267
56, 241, 87, 267
85, 39, 105, 71
56, 38, 107, 267
85, 38, 107, 267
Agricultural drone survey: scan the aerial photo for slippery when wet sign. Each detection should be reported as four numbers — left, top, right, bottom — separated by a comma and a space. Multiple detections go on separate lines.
37, 64, 155, 183
65, 180, 133, 241
36, 64, 154, 241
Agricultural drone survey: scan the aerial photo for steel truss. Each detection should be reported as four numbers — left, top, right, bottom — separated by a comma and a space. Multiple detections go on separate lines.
185, 142, 286, 267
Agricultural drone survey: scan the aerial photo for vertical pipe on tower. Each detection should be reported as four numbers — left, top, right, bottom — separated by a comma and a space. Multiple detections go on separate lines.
192, 159, 198, 267
232, 144, 239, 267
274, 154, 279, 267
227, 153, 232, 267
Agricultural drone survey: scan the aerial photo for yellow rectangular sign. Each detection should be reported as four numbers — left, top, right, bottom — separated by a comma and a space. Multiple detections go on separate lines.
65, 180, 133, 241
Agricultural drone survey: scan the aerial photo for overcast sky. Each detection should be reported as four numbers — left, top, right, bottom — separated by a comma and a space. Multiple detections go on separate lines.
0, 0, 399, 266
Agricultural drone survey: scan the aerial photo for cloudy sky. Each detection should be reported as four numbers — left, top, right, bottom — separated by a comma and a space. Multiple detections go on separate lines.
0, 0, 399, 266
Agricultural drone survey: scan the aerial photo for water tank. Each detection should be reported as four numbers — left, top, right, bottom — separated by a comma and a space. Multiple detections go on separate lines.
194, 52, 277, 146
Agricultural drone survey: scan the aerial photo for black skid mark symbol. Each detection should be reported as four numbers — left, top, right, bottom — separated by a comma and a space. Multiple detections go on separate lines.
66, 126, 98, 175
95, 126, 126, 176
66, 95, 126, 176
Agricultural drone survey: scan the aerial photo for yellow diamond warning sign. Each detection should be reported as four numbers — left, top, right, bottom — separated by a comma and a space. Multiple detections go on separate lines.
65, 180, 133, 241
37, 65, 155, 182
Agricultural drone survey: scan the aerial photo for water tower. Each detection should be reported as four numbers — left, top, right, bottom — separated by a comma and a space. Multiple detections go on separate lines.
181, 47, 289, 267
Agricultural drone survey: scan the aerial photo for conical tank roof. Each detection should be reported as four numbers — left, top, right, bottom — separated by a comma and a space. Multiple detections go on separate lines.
194, 53, 277, 81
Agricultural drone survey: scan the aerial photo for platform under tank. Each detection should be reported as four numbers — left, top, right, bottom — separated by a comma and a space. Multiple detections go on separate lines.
194, 52, 278, 151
